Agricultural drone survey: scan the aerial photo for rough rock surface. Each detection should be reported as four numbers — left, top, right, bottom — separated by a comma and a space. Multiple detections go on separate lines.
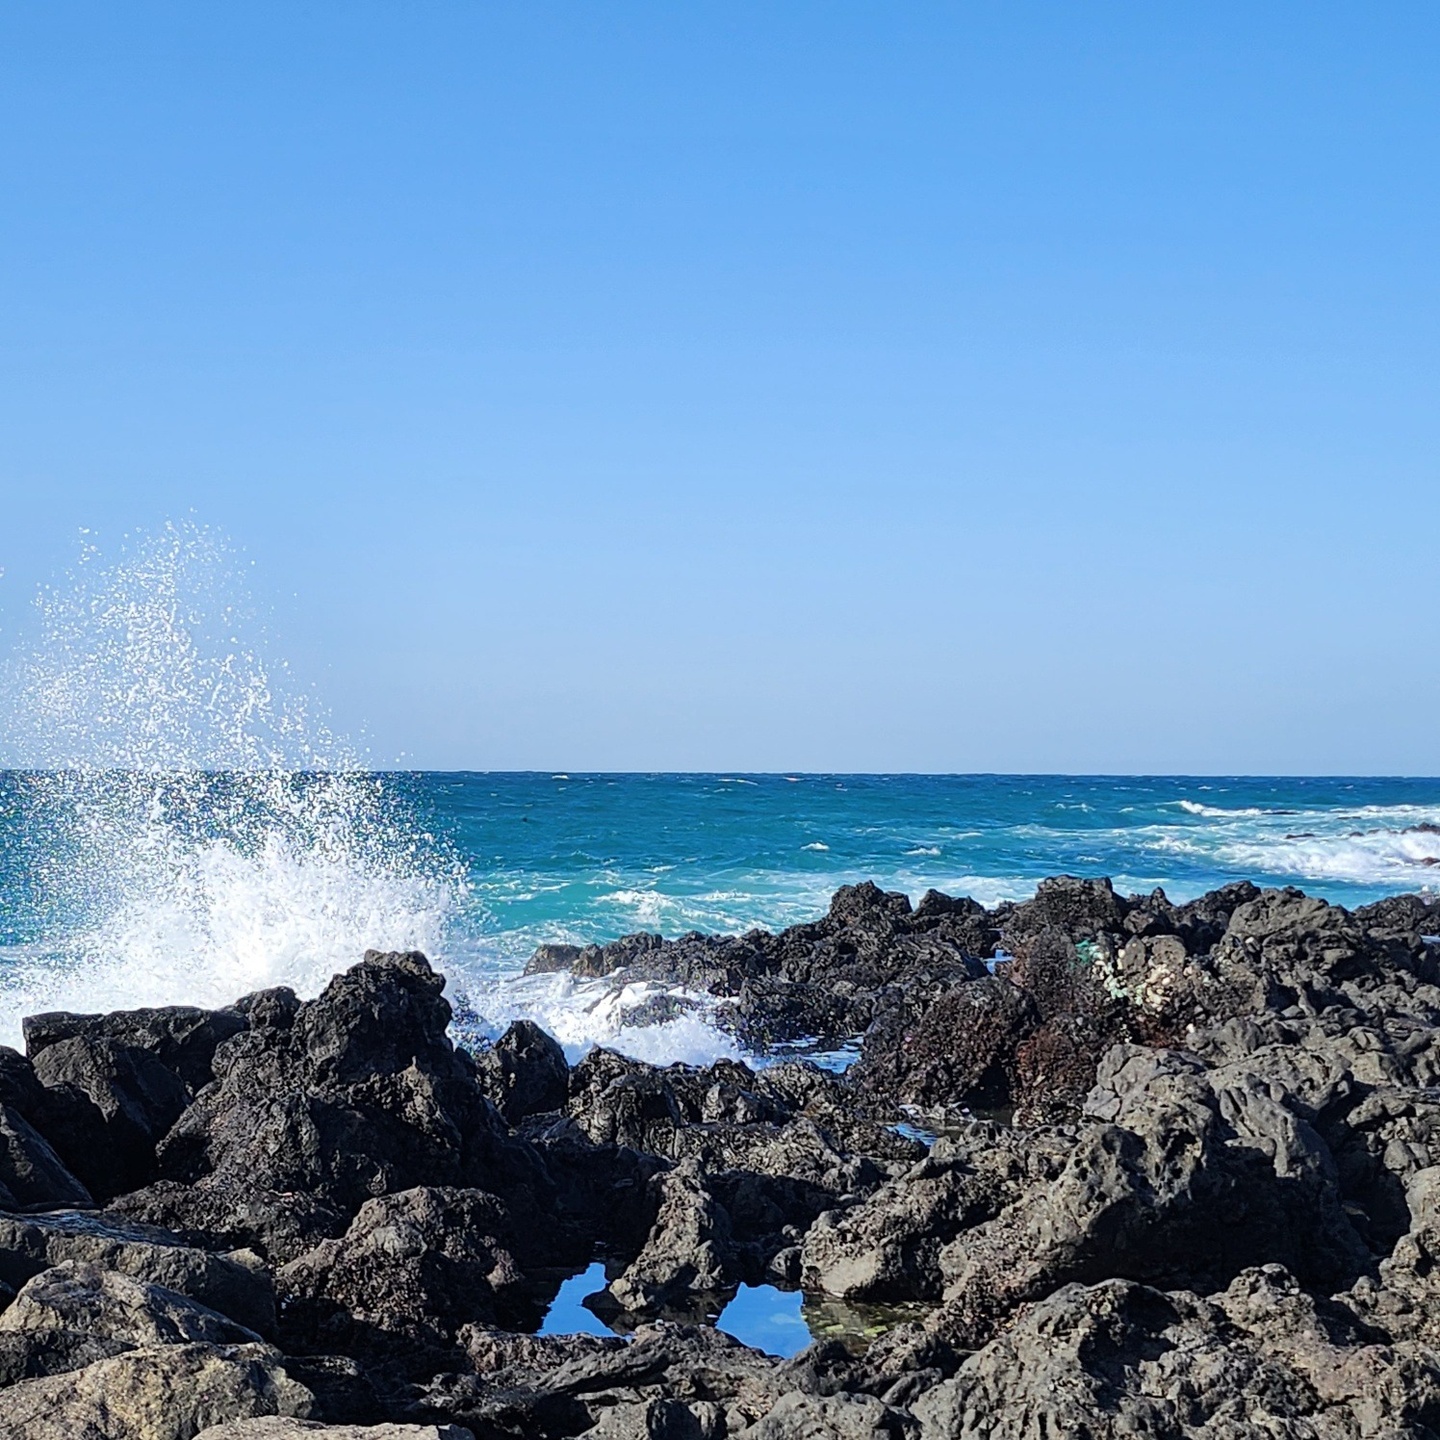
0, 1341, 314, 1440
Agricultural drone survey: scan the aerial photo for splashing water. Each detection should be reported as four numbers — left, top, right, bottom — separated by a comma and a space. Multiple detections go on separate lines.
0, 522, 459, 1043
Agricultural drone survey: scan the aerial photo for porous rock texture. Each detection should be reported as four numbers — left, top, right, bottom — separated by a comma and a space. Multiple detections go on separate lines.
0, 880, 1439, 1436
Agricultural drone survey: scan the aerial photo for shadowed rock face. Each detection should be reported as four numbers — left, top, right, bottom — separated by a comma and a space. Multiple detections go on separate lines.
1, 882, 1439, 1436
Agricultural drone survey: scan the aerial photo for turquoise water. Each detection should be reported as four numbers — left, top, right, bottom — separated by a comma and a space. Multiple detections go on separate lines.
1, 770, 1437, 1058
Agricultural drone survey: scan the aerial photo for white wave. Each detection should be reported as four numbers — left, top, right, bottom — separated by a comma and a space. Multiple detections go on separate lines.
802, 842, 829, 851
456, 970, 743, 1067
1176, 800, 1273, 818
905, 846, 942, 857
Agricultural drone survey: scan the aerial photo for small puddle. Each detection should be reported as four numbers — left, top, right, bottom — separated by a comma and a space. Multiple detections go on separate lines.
537, 1262, 615, 1339
715, 1284, 809, 1357
538, 1268, 929, 1359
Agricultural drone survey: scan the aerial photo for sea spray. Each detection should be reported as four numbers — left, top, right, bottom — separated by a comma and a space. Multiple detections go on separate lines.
0, 522, 459, 1042
0, 522, 748, 1067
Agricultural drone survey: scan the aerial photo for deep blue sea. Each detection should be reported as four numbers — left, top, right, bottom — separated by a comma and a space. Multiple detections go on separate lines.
2, 770, 1437, 1061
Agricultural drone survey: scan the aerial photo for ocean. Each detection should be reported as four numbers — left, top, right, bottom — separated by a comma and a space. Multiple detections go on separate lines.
2, 768, 1437, 1062
1, 525, 1436, 1064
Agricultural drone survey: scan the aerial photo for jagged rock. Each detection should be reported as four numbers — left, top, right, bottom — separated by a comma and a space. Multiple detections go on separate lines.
276, 1187, 532, 1375
0, 1259, 261, 1384
853, 977, 1038, 1114
31, 1035, 189, 1199
156, 953, 556, 1234
912, 1270, 1440, 1439
526, 883, 992, 1047
610, 1162, 740, 1313
734, 1391, 913, 1440
106, 1180, 348, 1268
928, 1044, 1369, 1345
803, 1148, 998, 1304
0, 1211, 276, 1335
0, 1101, 93, 1207
24, 1005, 247, 1095
995, 875, 1129, 947
411, 1324, 792, 1438
473, 1021, 570, 1125
0, 1340, 314, 1440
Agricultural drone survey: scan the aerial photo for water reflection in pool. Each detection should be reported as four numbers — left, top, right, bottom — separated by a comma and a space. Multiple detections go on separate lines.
538, 1266, 928, 1360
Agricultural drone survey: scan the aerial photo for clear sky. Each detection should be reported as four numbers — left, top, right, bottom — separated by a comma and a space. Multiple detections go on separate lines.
1, 3, 1436, 774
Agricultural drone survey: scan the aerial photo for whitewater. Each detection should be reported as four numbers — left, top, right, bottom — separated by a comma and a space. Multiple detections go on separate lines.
1, 524, 1437, 1062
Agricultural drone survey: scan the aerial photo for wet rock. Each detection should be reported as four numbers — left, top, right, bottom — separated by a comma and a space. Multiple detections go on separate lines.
473, 1021, 570, 1125
853, 977, 1037, 1114
0, 1211, 276, 1335
994, 875, 1128, 948
0, 1341, 314, 1440
526, 884, 993, 1047
157, 953, 556, 1233
610, 1162, 740, 1313
412, 1324, 793, 1439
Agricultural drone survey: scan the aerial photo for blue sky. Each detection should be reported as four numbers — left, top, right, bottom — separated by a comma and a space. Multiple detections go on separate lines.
1, 3, 1436, 773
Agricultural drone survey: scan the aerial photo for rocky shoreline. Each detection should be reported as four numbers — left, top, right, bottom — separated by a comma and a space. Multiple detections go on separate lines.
0, 876, 1439, 1436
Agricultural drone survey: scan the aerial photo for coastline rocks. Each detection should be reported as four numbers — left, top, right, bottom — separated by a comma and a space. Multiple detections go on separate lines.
31, 1035, 190, 1199
0, 1102, 93, 1208
609, 1162, 740, 1314
0, 1260, 262, 1384
106, 1180, 349, 1269
24, 1004, 247, 1096
911, 1269, 1440, 1439
4, 878, 1440, 1434
0, 1211, 276, 1336
928, 1043, 1369, 1346
0, 1341, 315, 1440
276, 1187, 533, 1376
524, 882, 993, 1047
195, 1424, 474, 1440
156, 953, 556, 1237
473, 1022, 570, 1125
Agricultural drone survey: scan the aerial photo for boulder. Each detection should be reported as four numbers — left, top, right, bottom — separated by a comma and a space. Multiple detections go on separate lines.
24, 1005, 247, 1095
156, 953, 556, 1232
0, 1211, 276, 1335
0, 1341, 313, 1440
930, 1045, 1370, 1346
106, 1180, 348, 1268
912, 1271, 1440, 1439
609, 1162, 740, 1314
0, 1101, 93, 1208
276, 1187, 531, 1375
472, 1021, 569, 1125
31, 1036, 189, 1199
0, 1259, 260, 1384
